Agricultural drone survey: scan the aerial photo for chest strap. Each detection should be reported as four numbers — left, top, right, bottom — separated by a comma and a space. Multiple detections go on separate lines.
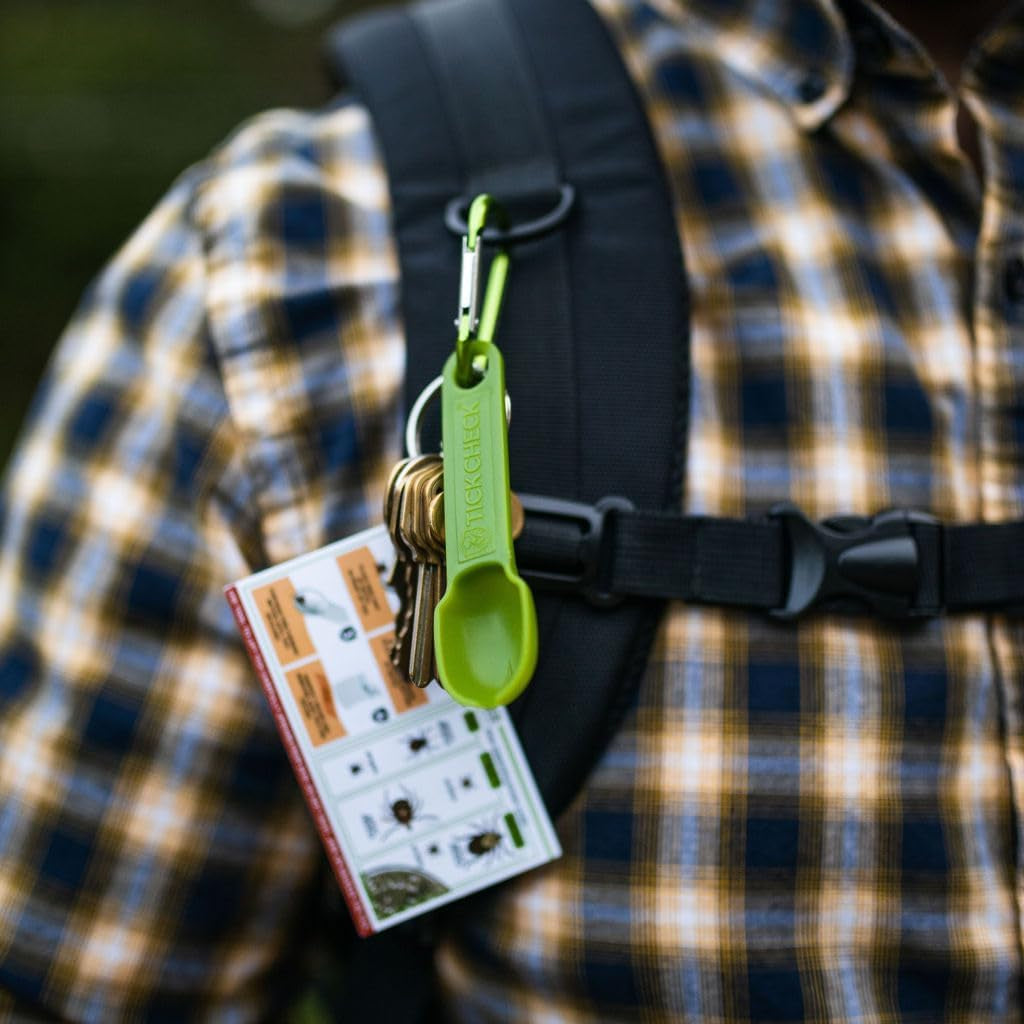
516, 496, 1024, 619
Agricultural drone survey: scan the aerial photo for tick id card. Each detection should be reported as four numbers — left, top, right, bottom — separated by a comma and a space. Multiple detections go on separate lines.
225, 525, 561, 936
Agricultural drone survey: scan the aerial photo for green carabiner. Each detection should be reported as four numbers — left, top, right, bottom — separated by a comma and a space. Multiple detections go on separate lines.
456, 195, 510, 386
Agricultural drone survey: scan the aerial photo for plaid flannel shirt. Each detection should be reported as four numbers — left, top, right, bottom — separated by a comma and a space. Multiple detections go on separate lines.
2, 0, 1024, 1020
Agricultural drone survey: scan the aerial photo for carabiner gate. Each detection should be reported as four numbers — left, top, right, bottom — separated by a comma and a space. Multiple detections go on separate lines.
455, 195, 510, 386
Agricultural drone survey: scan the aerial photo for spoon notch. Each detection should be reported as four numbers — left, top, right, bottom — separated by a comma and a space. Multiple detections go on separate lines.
434, 340, 538, 708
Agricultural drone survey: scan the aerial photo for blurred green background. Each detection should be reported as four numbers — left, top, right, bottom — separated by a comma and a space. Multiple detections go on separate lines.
0, 0, 384, 471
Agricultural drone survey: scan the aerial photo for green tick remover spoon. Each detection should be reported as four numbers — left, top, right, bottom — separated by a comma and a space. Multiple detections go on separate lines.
434, 196, 538, 708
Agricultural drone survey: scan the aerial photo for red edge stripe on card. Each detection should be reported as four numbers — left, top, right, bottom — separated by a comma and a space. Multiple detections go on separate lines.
224, 584, 374, 937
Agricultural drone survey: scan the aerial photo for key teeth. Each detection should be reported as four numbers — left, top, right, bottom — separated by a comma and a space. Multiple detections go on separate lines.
384, 453, 447, 688
388, 559, 415, 673
391, 614, 412, 667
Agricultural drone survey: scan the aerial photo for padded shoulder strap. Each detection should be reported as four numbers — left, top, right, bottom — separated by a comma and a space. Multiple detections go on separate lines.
329, 0, 689, 817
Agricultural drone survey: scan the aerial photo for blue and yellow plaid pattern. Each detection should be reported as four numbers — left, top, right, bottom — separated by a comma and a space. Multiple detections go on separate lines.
2, 0, 1024, 1019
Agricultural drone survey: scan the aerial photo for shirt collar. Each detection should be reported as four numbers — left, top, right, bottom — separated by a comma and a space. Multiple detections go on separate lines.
641, 0, 1024, 132
643, 0, 854, 130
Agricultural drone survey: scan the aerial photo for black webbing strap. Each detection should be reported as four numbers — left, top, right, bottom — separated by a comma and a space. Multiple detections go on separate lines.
330, 0, 688, 817
944, 521, 1024, 610
326, 0, 687, 1020
514, 498, 1024, 618
409, 0, 561, 201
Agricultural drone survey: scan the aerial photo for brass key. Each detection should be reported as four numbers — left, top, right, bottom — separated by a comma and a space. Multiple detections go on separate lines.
383, 456, 411, 582
425, 490, 526, 543
424, 488, 448, 683
400, 459, 445, 686
384, 456, 426, 673
418, 462, 447, 686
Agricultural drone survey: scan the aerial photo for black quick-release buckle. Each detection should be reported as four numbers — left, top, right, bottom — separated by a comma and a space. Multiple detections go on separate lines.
515, 493, 634, 607
769, 504, 941, 620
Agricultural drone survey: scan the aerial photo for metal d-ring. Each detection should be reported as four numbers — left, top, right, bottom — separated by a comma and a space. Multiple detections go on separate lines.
445, 183, 576, 246
405, 376, 511, 458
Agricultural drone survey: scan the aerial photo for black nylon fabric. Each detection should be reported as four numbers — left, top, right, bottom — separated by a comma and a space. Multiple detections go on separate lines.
411, 0, 561, 201
330, 0, 689, 823
946, 522, 1024, 610
608, 512, 785, 604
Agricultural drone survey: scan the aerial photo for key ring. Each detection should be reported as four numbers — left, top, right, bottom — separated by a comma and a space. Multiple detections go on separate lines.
405, 376, 443, 458
405, 375, 510, 458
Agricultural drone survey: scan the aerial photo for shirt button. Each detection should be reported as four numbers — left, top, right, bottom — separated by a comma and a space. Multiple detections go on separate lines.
1005, 255, 1024, 304
797, 71, 828, 105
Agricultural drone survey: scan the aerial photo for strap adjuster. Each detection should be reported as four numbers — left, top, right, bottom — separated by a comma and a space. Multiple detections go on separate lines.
515, 493, 634, 607
769, 504, 941, 620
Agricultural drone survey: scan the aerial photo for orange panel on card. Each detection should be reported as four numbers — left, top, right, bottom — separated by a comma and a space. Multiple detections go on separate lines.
337, 546, 392, 633
252, 578, 315, 667
370, 633, 430, 713
285, 660, 346, 747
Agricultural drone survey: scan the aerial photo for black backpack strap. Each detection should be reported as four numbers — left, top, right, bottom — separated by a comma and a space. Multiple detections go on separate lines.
329, 0, 688, 817
327, 3, 686, 1018
324, 4, 688, 1014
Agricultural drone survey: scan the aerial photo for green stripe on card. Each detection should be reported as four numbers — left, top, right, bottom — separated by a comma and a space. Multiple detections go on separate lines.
480, 752, 500, 788
504, 813, 524, 848
464, 711, 479, 733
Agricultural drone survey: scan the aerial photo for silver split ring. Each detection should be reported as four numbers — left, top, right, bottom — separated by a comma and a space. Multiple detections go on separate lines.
405, 375, 511, 458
